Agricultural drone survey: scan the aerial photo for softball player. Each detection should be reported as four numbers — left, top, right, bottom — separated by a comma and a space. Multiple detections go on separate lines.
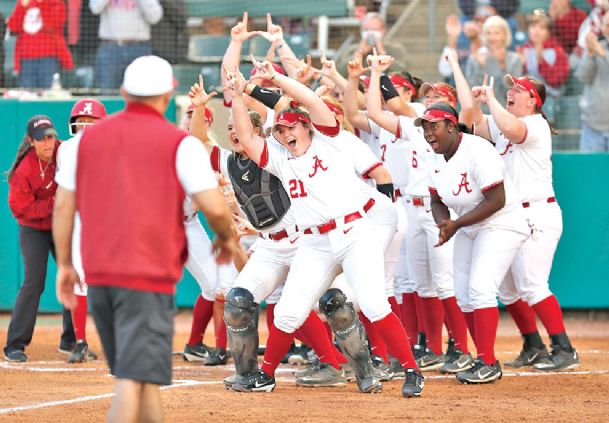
55, 98, 107, 363
470, 74, 580, 372
423, 103, 530, 384
226, 61, 424, 398
365, 54, 471, 374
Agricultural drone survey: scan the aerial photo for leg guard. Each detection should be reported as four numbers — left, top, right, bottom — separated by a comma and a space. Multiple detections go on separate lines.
319, 288, 382, 393
224, 287, 259, 375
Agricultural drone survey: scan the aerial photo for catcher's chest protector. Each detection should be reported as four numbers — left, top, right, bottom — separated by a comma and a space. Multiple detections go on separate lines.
227, 153, 291, 229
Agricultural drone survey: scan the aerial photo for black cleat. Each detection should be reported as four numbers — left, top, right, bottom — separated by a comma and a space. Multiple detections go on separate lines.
67, 341, 97, 363
231, 369, 276, 392
183, 342, 211, 362
505, 344, 550, 368
204, 348, 228, 366
4, 348, 27, 362
456, 358, 502, 384
533, 346, 580, 372
402, 368, 424, 398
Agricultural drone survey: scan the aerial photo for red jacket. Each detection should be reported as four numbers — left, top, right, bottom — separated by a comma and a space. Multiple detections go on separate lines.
552, 7, 588, 54
523, 37, 570, 88
77, 103, 188, 294
8, 142, 60, 231
8, 0, 73, 72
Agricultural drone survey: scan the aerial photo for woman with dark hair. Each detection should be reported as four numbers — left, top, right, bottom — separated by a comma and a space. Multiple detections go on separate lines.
421, 103, 530, 384
469, 74, 580, 372
4, 115, 74, 362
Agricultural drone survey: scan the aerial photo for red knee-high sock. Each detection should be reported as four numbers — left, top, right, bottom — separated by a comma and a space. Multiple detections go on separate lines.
413, 293, 427, 340
261, 325, 295, 377
188, 295, 214, 346
400, 293, 419, 344
372, 312, 418, 369
441, 297, 469, 354
266, 303, 276, 334
358, 312, 389, 363
473, 307, 499, 365
72, 295, 88, 341
388, 296, 401, 321
296, 312, 340, 369
463, 311, 476, 347
506, 299, 538, 335
213, 300, 227, 349
323, 321, 333, 340
419, 296, 444, 355
532, 295, 566, 336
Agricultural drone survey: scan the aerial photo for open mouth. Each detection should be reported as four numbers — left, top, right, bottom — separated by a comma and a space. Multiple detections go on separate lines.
427, 139, 439, 151
287, 139, 297, 148
231, 137, 240, 145
507, 99, 515, 107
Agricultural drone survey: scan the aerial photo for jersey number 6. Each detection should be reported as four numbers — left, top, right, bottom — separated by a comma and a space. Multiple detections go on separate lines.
289, 179, 308, 198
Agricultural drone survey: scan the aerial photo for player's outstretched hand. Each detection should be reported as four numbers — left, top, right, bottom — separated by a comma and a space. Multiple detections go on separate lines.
367, 47, 394, 73
230, 11, 259, 43
435, 219, 459, 247
56, 265, 81, 310
250, 56, 277, 83
320, 50, 338, 78
259, 13, 284, 43
471, 75, 492, 104
225, 67, 248, 96
347, 50, 370, 79
189, 74, 217, 107
233, 214, 258, 238
444, 49, 459, 69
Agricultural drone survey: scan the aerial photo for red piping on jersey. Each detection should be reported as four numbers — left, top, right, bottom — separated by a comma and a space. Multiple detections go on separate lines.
396, 122, 402, 139
312, 118, 340, 137
210, 146, 221, 172
481, 180, 504, 192
362, 162, 382, 179
259, 141, 270, 168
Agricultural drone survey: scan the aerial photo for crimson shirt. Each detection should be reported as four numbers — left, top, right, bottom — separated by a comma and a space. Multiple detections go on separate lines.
8, 142, 60, 231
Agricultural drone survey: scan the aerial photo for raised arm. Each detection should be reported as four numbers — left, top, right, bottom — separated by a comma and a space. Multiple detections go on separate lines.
261, 13, 301, 79
226, 71, 266, 164
188, 75, 217, 154
343, 51, 372, 132
367, 53, 400, 135
445, 49, 476, 128
251, 58, 334, 126
481, 82, 527, 144
221, 12, 258, 105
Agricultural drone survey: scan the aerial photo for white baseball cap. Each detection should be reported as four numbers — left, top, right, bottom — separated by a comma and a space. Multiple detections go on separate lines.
122, 55, 175, 96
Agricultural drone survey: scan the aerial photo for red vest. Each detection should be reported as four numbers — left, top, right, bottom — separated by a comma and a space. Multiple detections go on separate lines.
77, 102, 187, 294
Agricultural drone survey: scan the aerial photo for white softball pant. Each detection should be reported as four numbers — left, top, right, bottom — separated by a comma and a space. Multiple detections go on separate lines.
71, 213, 87, 296
499, 201, 562, 306
184, 218, 218, 301
393, 200, 414, 300
403, 195, 455, 300
274, 218, 391, 334
454, 225, 529, 312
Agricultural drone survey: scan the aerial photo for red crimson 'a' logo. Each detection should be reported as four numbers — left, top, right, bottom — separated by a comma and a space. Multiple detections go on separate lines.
453, 172, 473, 196
308, 155, 328, 177
498, 142, 513, 156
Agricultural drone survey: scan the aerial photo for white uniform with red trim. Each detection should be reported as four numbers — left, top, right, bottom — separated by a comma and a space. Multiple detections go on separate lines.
397, 116, 455, 300
487, 114, 562, 306
428, 133, 529, 312
367, 116, 411, 301
256, 126, 393, 333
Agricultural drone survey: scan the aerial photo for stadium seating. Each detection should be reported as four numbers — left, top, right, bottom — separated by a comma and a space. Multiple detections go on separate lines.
184, 0, 347, 17
249, 33, 312, 59
188, 35, 233, 63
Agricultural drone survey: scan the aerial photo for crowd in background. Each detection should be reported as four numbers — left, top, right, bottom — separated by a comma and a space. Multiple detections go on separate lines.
1, 0, 608, 150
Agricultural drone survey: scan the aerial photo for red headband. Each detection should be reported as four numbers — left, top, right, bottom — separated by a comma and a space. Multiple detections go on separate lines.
274, 111, 311, 127
507, 75, 543, 108
414, 108, 458, 127
323, 100, 344, 117
186, 104, 214, 124
432, 83, 457, 107
360, 75, 370, 88
390, 75, 416, 94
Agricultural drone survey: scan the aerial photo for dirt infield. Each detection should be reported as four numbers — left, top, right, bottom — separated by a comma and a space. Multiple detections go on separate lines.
1, 311, 608, 422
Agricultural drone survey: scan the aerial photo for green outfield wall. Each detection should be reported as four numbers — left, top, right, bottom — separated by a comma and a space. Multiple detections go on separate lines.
0, 98, 607, 311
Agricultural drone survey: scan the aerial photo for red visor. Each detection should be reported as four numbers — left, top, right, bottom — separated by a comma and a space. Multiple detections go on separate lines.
274, 111, 311, 127
360, 75, 370, 88
414, 108, 458, 127
390, 75, 416, 94
323, 100, 344, 117
504, 74, 543, 108
421, 82, 457, 107
186, 104, 214, 124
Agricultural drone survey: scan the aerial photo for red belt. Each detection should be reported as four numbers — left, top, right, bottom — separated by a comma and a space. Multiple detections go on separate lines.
303, 198, 375, 235
259, 228, 289, 241
522, 197, 556, 208
395, 188, 403, 198
410, 196, 425, 207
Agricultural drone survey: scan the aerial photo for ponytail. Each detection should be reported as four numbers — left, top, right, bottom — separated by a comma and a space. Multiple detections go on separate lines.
538, 108, 558, 135
6, 134, 32, 182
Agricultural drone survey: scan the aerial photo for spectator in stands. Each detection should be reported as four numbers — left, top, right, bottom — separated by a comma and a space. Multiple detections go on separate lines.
459, 1, 520, 47
8, 0, 73, 89
151, 0, 188, 64
575, 0, 608, 55
520, 10, 570, 121
334, 12, 408, 76
549, 0, 588, 54
576, 11, 609, 151
465, 15, 521, 108
89, 0, 163, 89
67, 0, 99, 68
